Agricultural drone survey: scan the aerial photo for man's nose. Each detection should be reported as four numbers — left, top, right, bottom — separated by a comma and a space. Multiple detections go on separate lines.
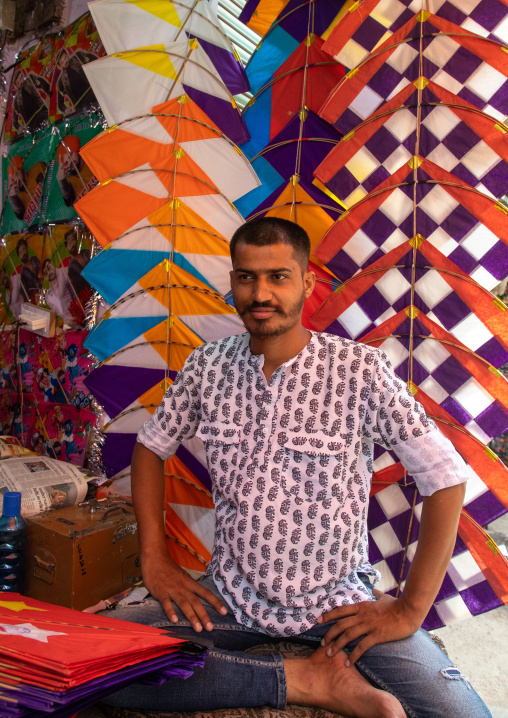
252, 278, 272, 302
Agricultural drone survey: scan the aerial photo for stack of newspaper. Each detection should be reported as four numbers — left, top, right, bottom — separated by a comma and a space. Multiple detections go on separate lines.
0, 593, 207, 717
0, 436, 97, 517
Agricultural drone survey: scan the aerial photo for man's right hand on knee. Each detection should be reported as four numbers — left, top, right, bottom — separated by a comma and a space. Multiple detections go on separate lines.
142, 552, 228, 632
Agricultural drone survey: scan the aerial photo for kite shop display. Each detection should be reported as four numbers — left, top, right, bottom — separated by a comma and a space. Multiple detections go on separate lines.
0, 0, 507, 696
81, 0, 508, 631
0, 12, 105, 469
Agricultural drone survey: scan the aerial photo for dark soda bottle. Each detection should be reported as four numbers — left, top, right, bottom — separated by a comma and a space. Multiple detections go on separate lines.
0, 491, 28, 592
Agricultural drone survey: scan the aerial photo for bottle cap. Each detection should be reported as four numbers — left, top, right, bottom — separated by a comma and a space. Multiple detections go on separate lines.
2, 491, 22, 516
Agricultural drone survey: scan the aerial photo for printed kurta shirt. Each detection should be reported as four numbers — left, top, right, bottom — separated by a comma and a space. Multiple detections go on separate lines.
138, 332, 468, 636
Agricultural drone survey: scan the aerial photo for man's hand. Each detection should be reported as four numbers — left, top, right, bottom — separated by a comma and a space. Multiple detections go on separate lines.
131, 442, 228, 634
319, 484, 466, 667
142, 552, 228, 633
56, 163, 68, 182
318, 592, 422, 666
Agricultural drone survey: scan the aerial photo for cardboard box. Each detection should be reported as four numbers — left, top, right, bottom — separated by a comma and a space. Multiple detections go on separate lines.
24, 500, 141, 610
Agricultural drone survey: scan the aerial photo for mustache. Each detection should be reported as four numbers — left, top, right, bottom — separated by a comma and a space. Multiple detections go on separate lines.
242, 301, 280, 314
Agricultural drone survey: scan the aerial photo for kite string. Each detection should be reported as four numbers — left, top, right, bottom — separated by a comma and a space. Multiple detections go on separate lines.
164, 101, 187, 385
291, 0, 314, 222
167, 101, 184, 201
409, 15, 425, 391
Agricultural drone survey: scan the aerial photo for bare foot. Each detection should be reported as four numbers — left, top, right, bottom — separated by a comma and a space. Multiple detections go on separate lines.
285, 645, 406, 717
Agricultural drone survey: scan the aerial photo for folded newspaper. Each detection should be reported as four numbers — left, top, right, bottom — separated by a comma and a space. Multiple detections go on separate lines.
0, 436, 96, 517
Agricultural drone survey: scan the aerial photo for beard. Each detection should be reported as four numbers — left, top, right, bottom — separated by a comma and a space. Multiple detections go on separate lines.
239, 290, 306, 339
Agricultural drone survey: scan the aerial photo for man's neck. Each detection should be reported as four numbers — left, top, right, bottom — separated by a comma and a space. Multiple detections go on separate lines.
250, 326, 311, 380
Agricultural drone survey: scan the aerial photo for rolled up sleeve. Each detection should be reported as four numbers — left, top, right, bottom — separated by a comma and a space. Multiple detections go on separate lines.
368, 349, 469, 496
137, 349, 203, 460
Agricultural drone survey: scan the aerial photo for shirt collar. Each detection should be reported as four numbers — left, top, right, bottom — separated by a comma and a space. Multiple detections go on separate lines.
245, 330, 317, 371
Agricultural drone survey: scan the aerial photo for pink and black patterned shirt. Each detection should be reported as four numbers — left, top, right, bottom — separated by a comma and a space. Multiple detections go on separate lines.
138, 332, 468, 636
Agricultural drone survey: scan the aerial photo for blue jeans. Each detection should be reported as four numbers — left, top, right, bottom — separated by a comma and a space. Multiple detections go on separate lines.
101, 577, 491, 718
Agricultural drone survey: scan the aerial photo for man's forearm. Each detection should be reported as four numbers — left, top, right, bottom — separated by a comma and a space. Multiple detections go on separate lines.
131, 441, 169, 561
400, 481, 466, 620
130, 439, 227, 626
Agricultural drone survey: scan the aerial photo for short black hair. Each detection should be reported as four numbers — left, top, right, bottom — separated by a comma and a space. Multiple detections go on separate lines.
64, 228, 76, 243
16, 237, 27, 253
230, 217, 310, 272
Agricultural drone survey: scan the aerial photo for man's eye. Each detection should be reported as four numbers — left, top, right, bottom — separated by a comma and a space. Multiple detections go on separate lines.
273, 274, 287, 280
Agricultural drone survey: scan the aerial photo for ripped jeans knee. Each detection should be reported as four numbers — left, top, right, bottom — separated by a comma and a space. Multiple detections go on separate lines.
441, 665, 473, 691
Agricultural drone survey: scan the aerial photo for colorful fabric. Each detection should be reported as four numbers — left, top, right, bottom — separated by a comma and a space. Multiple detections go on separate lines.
241, 34, 345, 157
0, 329, 95, 466
313, 159, 508, 291
80, 97, 258, 203
322, 0, 508, 71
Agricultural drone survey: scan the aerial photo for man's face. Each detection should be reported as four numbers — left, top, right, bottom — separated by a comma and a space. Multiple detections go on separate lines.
230, 241, 315, 340
58, 149, 80, 175
14, 72, 23, 90
43, 261, 56, 282
17, 242, 28, 263
65, 232, 78, 255
58, 51, 69, 69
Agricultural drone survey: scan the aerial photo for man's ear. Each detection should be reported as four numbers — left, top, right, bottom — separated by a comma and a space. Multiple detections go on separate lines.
304, 269, 316, 298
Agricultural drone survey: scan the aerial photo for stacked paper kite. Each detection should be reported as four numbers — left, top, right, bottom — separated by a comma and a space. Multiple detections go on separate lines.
0, 593, 206, 717
78, 0, 508, 628
236, 0, 508, 628
75, 0, 259, 577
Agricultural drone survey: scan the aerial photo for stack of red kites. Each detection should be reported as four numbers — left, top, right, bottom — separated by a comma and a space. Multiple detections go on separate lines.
0, 593, 206, 717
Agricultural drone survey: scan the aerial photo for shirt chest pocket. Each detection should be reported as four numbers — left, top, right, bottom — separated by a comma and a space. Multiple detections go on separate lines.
197, 421, 242, 479
276, 430, 344, 504
197, 421, 240, 494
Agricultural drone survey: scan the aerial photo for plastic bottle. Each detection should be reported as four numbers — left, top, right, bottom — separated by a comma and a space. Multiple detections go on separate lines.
0, 491, 28, 592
